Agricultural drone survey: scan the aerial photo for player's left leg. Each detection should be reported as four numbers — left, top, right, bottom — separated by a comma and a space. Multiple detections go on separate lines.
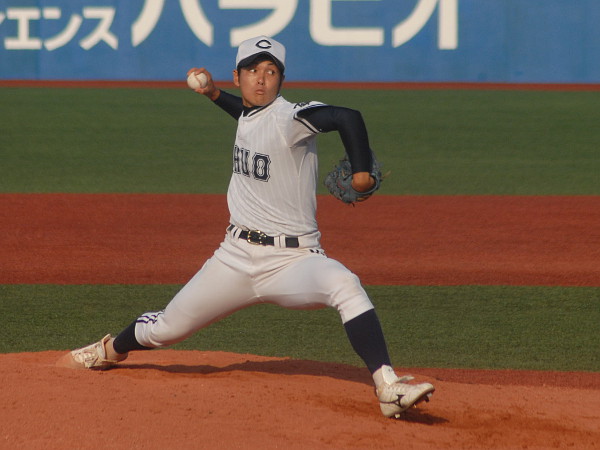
256, 248, 434, 417
344, 309, 434, 417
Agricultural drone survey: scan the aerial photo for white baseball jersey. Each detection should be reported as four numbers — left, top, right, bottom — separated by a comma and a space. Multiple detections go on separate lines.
227, 96, 325, 236
110, 35, 404, 401
133, 95, 375, 350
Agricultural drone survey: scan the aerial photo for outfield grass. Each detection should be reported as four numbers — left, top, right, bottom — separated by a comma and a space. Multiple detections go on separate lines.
2, 284, 598, 372
1, 87, 598, 194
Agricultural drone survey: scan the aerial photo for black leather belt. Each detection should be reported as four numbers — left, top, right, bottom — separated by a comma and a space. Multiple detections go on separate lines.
228, 225, 299, 248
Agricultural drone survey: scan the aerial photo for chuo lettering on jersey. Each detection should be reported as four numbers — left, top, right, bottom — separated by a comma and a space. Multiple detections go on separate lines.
233, 145, 271, 182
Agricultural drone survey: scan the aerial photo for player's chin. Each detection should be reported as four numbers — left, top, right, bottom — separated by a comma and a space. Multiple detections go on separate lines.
249, 93, 276, 107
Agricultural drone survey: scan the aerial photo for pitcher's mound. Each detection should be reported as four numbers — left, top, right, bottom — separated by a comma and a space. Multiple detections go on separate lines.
1, 350, 598, 449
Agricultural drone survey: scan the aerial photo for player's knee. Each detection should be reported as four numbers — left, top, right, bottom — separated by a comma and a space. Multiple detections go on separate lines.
325, 268, 359, 287
136, 311, 195, 348
327, 272, 373, 323
332, 271, 364, 296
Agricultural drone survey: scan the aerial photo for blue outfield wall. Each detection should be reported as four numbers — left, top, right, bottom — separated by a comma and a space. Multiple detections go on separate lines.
0, 0, 598, 83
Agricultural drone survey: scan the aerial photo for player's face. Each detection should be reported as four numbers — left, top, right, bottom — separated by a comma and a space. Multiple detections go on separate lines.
234, 60, 283, 108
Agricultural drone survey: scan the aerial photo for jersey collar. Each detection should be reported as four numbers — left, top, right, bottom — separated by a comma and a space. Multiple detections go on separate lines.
242, 95, 282, 117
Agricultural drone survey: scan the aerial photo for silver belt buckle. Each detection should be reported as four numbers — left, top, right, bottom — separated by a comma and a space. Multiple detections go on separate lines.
247, 230, 268, 245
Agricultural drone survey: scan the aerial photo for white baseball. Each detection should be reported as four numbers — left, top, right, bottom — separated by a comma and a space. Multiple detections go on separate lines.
187, 72, 208, 90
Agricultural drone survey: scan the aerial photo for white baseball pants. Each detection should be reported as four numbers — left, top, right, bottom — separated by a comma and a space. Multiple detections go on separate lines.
134, 231, 374, 348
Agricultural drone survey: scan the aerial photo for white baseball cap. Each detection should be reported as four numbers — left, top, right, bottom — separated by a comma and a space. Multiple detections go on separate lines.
235, 36, 286, 73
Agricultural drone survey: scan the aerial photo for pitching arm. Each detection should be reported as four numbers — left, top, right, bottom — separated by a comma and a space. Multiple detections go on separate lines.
212, 90, 244, 120
187, 67, 244, 120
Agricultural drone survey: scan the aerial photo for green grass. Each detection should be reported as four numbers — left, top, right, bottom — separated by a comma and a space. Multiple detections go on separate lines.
1, 87, 598, 194
1, 86, 598, 373
2, 284, 598, 372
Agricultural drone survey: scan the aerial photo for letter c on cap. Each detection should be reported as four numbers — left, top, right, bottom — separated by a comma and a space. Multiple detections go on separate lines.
256, 39, 272, 49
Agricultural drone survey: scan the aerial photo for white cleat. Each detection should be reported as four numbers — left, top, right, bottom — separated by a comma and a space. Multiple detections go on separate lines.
57, 334, 126, 370
377, 380, 435, 418
374, 367, 435, 418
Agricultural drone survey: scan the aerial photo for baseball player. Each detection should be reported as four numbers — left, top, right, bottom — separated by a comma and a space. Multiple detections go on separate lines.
60, 36, 434, 418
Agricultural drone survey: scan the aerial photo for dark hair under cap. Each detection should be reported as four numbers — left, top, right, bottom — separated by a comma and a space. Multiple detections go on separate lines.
237, 52, 285, 74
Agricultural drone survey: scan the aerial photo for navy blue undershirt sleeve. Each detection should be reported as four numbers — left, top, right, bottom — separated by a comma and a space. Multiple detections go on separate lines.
297, 106, 373, 173
213, 90, 244, 120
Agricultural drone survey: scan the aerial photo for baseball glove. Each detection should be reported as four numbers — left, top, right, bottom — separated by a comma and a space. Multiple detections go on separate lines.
324, 152, 384, 204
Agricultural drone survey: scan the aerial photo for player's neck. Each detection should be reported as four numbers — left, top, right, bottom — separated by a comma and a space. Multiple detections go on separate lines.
242, 95, 281, 116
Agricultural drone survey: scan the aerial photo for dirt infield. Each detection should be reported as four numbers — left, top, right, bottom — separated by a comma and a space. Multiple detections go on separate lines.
1, 193, 599, 449
1, 194, 599, 285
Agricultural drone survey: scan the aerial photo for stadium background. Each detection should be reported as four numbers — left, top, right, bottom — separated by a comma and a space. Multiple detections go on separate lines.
1, 1, 599, 448
1, 0, 599, 83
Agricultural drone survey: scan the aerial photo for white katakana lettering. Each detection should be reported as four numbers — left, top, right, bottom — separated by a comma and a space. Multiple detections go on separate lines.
0, 2, 460, 51
219, 0, 298, 46
393, 0, 458, 49
80, 7, 118, 50
4, 8, 42, 50
43, 8, 83, 51
132, 0, 165, 47
309, 0, 384, 46
2, 6, 119, 51
179, 0, 213, 46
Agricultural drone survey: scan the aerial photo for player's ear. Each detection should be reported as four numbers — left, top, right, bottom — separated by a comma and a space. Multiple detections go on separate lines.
233, 69, 240, 87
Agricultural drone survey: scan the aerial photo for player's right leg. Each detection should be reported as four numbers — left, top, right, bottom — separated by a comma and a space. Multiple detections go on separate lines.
56, 334, 128, 370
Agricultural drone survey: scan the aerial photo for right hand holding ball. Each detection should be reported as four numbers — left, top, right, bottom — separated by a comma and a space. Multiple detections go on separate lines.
187, 71, 208, 90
